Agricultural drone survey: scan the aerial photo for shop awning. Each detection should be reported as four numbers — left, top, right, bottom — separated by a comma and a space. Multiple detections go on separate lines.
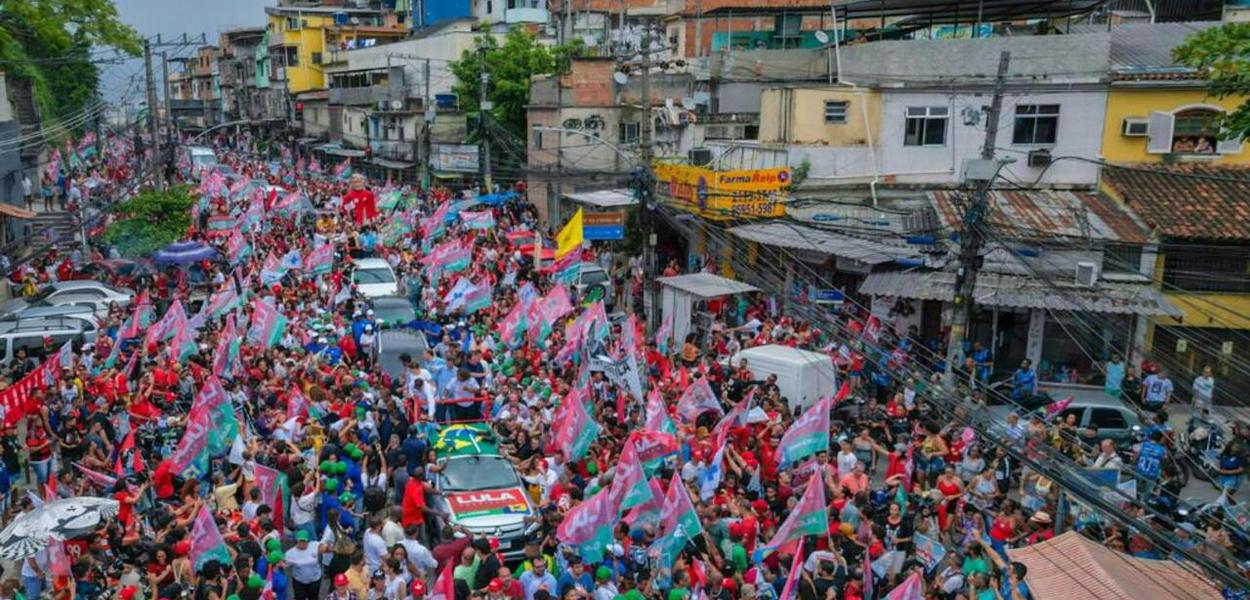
371, 158, 414, 170
657, 273, 759, 299
858, 270, 1183, 317
564, 188, 638, 208
325, 147, 367, 158
432, 171, 465, 179
729, 221, 920, 265
296, 137, 320, 145
0, 203, 36, 219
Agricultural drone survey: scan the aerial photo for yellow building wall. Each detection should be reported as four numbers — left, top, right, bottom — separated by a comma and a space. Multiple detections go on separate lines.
758, 88, 880, 146
268, 14, 333, 94
1101, 88, 1250, 163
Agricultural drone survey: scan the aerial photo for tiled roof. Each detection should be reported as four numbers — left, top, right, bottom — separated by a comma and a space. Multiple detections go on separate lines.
928, 189, 1150, 244
1101, 164, 1250, 241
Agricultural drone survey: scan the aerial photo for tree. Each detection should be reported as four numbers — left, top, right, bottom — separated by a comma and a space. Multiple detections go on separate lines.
1173, 23, 1250, 140
450, 29, 582, 140
103, 185, 195, 257
0, 0, 141, 129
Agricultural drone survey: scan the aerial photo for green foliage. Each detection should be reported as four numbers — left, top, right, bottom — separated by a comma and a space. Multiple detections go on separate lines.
103, 185, 195, 257
1173, 23, 1250, 141
792, 157, 812, 185
450, 30, 584, 139
0, 0, 141, 132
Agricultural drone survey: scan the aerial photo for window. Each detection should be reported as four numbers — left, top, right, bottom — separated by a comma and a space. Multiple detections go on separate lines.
823, 100, 848, 124
619, 121, 640, 144
311, 52, 323, 65
904, 106, 948, 146
1171, 108, 1220, 154
1089, 408, 1128, 430
286, 17, 300, 31
532, 125, 543, 149
1012, 104, 1059, 145
1163, 245, 1250, 293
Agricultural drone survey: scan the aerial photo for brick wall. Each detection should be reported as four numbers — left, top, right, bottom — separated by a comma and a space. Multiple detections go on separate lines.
562, 59, 618, 107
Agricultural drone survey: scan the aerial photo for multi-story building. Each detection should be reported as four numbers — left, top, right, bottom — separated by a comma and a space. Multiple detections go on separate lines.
219, 27, 290, 130
265, 4, 409, 96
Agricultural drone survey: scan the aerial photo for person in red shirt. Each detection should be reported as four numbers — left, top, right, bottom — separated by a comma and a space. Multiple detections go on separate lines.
341, 174, 378, 226
152, 458, 177, 500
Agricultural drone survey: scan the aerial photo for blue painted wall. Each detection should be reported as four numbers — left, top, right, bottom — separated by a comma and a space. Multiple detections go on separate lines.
417, 0, 472, 29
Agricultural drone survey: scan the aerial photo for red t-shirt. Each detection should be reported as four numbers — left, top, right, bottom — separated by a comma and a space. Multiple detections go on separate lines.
153, 460, 176, 499
342, 189, 378, 225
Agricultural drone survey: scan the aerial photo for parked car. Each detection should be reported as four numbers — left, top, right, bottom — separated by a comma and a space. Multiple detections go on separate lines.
351, 258, 398, 298
38, 280, 135, 319
0, 306, 100, 343
0, 318, 87, 367
987, 384, 1141, 447
187, 145, 217, 168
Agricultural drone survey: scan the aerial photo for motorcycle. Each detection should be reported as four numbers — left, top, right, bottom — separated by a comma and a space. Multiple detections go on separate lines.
1178, 415, 1227, 485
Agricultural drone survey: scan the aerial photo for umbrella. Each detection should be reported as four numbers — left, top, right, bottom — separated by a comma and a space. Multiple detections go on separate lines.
153, 241, 218, 265
0, 497, 119, 560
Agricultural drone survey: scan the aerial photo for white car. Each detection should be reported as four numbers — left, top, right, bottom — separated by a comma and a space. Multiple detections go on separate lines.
187, 145, 217, 168
34, 281, 135, 319
351, 258, 398, 298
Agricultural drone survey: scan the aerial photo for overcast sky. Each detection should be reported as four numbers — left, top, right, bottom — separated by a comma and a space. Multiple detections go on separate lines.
104, 0, 271, 103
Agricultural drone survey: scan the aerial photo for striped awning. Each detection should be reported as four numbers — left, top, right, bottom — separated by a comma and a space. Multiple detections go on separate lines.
1007, 531, 1222, 600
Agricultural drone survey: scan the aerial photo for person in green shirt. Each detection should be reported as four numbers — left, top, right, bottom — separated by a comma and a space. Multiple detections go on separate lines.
452, 546, 480, 586
962, 541, 992, 578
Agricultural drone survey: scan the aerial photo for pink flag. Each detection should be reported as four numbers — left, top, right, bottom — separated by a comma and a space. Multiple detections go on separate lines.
555, 486, 617, 550
254, 464, 285, 532
776, 395, 833, 469
144, 299, 187, 348
778, 539, 805, 600
884, 572, 925, 600
609, 438, 652, 510
623, 478, 667, 527
656, 313, 673, 354
645, 389, 674, 434
675, 379, 723, 424
287, 387, 310, 422
754, 465, 828, 559
659, 471, 703, 538
1046, 395, 1074, 420
189, 506, 231, 569
48, 538, 71, 577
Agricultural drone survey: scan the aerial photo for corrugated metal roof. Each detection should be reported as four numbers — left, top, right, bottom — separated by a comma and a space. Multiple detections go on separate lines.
858, 270, 1181, 317
728, 222, 921, 265
657, 273, 759, 299
1109, 21, 1220, 70
928, 190, 1150, 244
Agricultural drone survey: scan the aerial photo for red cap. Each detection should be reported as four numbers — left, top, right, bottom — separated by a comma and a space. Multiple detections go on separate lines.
334, 574, 349, 587
120, 587, 138, 600
751, 499, 769, 514
721, 578, 737, 592
488, 579, 504, 593
410, 580, 427, 596
488, 538, 500, 551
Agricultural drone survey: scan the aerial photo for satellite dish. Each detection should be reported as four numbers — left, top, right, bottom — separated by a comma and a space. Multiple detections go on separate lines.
814, 30, 830, 44
681, 97, 696, 110
350, 16, 360, 25
582, 35, 598, 47
613, 71, 629, 85
390, 99, 403, 111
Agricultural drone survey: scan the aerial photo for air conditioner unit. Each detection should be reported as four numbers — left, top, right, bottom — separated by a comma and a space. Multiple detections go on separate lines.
1027, 148, 1052, 167
688, 148, 713, 166
1122, 117, 1149, 137
774, 14, 802, 38
390, 99, 404, 111
1075, 261, 1099, 287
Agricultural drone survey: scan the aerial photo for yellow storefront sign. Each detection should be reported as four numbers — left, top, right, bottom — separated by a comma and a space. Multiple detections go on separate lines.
654, 162, 790, 220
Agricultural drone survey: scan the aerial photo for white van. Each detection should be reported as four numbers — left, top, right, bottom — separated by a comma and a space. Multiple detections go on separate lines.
0, 318, 87, 367
187, 145, 218, 169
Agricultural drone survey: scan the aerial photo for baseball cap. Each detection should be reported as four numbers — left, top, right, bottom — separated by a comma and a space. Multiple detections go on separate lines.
335, 573, 349, 587
488, 579, 504, 592
120, 587, 138, 600
411, 580, 427, 596
295, 531, 310, 542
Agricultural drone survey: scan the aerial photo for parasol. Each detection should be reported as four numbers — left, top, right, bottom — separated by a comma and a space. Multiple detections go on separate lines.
0, 497, 119, 560
153, 241, 218, 265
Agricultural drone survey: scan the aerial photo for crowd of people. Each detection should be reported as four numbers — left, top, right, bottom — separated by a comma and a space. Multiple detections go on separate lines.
0, 133, 1246, 600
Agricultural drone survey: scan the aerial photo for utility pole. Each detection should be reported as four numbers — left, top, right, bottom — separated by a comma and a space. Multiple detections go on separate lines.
944, 50, 1010, 386
143, 39, 164, 188
422, 58, 431, 188
161, 52, 174, 151
478, 44, 492, 194
638, 25, 660, 329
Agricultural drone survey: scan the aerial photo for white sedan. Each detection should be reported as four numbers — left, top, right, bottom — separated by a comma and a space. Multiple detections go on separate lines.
351, 258, 399, 298
35, 281, 135, 319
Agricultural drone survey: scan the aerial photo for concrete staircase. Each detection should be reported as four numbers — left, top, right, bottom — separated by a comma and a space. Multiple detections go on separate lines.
28, 210, 77, 248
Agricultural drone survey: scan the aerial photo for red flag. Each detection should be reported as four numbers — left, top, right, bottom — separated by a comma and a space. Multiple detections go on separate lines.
430, 558, 456, 600
833, 381, 851, 403
1046, 395, 1074, 420
863, 315, 881, 343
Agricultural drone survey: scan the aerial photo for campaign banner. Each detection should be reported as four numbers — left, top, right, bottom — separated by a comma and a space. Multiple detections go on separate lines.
446, 487, 532, 519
